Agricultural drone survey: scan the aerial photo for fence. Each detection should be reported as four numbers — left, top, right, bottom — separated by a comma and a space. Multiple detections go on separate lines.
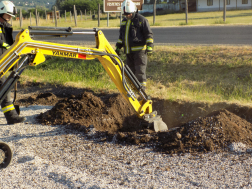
14, 3, 181, 29
14, 7, 124, 28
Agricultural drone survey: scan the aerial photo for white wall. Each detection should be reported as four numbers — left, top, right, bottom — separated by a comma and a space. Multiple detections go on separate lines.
139, 3, 180, 13
139, 0, 251, 13
197, 0, 252, 11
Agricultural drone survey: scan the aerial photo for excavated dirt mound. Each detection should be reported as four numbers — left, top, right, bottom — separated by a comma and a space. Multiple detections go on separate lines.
36, 92, 143, 133
18, 92, 58, 106
25, 90, 252, 154
153, 109, 252, 154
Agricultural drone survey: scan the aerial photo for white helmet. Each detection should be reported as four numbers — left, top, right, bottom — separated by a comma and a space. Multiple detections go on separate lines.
121, 0, 137, 15
0, 1, 16, 17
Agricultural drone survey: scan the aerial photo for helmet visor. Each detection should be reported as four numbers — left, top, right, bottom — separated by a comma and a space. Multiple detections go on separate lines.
123, 12, 131, 16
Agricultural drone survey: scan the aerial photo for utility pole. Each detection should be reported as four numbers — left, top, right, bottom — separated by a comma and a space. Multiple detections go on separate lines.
54, 6, 57, 27
74, 5, 77, 26
35, 9, 38, 26
107, 12, 109, 27
185, 0, 188, 24
153, 0, 156, 25
98, 4, 100, 27
19, 8, 22, 28
223, 0, 226, 22
65, 10, 66, 22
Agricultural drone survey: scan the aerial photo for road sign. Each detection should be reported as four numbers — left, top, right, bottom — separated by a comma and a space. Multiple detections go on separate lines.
103, 0, 143, 12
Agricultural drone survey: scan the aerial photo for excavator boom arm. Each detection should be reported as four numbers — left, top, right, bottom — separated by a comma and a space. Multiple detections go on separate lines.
0, 27, 168, 132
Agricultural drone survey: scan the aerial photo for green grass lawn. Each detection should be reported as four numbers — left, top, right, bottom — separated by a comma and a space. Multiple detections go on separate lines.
147, 46, 252, 104
21, 45, 252, 106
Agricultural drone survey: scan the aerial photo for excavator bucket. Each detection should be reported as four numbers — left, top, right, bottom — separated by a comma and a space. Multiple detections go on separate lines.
153, 118, 168, 132
144, 111, 168, 132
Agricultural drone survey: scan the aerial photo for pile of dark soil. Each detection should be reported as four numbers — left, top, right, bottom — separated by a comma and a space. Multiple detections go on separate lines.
18, 92, 59, 106
152, 109, 252, 154
36, 92, 144, 133
32, 91, 252, 154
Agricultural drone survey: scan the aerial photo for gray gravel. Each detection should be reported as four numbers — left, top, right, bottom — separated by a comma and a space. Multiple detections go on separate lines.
1, 105, 252, 189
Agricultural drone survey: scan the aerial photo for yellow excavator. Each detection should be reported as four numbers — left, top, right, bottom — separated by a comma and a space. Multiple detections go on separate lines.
0, 27, 168, 168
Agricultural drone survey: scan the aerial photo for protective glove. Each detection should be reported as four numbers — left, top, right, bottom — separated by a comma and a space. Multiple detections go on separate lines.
115, 46, 121, 56
2, 42, 10, 49
146, 46, 153, 55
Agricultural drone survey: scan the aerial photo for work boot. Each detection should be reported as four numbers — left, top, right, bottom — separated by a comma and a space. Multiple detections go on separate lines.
4, 109, 26, 125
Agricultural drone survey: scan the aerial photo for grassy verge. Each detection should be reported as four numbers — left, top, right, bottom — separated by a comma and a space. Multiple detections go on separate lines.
20, 45, 252, 106
147, 46, 252, 104
21, 56, 114, 90
11, 9, 252, 30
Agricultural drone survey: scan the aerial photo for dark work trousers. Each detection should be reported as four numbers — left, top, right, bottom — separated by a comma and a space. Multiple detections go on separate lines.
0, 76, 12, 109
126, 50, 147, 83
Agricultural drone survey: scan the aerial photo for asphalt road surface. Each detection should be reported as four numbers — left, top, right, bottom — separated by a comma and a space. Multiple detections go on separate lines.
13, 25, 252, 46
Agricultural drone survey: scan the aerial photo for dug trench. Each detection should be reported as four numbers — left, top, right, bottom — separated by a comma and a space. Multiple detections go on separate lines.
15, 82, 252, 154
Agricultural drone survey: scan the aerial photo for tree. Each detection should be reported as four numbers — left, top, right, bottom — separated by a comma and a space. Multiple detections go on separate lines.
58, 0, 103, 14
17, 8, 47, 19
55, 0, 65, 9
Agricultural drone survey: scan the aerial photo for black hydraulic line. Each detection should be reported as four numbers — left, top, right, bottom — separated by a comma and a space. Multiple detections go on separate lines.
30, 35, 68, 40
102, 53, 148, 99
28, 26, 73, 36
84, 50, 133, 97
87, 51, 130, 92
124, 64, 142, 88
2, 56, 19, 76
107, 53, 142, 88
85, 50, 147, 99
109, 54, 148, 99
13, 56, 29, 104
0, 55, 29, 105
0, 71, 21, 105
15, 56, 30, 73
2, 68, 26, 101
29, 30, 73, 36
28, 26, 72, 32
28, 26, 96, 36
75, 50, 145, 100
26, 44, 145, 100
109, 56, 132, 89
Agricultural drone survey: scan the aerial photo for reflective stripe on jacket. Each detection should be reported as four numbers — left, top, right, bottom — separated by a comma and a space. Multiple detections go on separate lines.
116, 13, 153, 54
0, 21, 14, 55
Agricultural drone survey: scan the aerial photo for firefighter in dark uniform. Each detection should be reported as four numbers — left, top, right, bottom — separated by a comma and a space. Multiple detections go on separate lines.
115, 0, 154, 91
0, 1, 25, 124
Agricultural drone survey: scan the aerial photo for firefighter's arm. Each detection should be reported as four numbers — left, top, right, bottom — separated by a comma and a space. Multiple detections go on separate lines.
143, 19, 154, 54
115, 23, 124, 55
0, 39, 11, 49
